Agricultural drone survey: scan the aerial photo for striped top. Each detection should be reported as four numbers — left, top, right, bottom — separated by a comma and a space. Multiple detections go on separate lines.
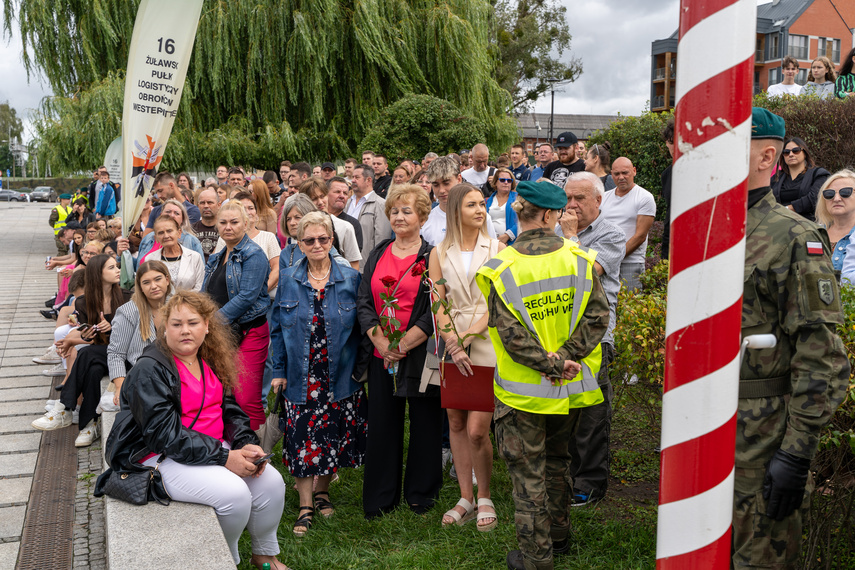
107, 300, 157, 380
834, 73, 855, 99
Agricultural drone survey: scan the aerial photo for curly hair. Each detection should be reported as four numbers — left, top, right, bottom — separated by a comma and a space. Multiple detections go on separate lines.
156, 291, 239, 392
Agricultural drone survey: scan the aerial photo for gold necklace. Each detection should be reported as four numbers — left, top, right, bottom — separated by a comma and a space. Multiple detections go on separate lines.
394, 239, 420, 250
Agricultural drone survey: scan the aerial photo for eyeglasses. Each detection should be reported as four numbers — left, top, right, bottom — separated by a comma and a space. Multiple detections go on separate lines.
781, 147, 803, 156
822, 187, 854, 200
300, 236, 331, 246
497, 178, 513, 183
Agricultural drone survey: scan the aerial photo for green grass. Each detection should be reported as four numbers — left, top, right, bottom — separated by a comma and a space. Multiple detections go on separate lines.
236, 400, 660, 569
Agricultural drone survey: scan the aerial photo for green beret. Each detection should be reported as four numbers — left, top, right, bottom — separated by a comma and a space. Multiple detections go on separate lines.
515, 180, 567, 210
59, 193, 72, 200
751, 108, 785, 140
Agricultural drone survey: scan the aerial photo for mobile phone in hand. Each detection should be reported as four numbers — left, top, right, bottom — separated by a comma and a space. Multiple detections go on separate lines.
253, 452, 274, 466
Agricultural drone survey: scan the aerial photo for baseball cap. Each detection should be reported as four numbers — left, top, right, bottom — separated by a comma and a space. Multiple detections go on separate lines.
554, 132, 579, 148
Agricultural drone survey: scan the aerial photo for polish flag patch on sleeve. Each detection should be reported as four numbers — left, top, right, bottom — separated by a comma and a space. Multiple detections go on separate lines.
806, 241, 824, 255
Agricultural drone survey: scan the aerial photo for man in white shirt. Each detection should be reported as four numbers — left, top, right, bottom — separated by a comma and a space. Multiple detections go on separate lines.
599, 157, 656, 291
461, 143, 494, 195
422, 156, 497, 246
345, 164, 392, 266
767, 56, 802, 97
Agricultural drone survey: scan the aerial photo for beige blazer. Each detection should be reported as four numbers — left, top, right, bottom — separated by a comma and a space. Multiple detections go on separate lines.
420, 233, 499, 392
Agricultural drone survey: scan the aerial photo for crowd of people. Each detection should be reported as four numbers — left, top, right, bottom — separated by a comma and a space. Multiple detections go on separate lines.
26, 102, 852, 568
766, 48, 855, 99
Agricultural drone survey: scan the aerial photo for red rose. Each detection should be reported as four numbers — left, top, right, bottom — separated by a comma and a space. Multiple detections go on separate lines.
380, 275, 397, 288
411, 261, 427, 277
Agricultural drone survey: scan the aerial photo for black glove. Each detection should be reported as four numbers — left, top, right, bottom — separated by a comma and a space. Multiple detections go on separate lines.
762, 449, 811, 521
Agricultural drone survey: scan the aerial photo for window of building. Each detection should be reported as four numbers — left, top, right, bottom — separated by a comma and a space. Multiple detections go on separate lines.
767, 34, 780, 59
796, 68, 808, 85
769, 67, 781, 85
787, 34, 808, 60
818, 38, 841, 64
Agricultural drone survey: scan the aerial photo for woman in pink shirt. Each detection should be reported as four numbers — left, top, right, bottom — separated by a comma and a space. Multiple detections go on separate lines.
98, 291, 289, 569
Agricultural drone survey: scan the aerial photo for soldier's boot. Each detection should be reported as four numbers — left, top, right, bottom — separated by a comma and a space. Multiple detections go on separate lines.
506, 550, 554, 570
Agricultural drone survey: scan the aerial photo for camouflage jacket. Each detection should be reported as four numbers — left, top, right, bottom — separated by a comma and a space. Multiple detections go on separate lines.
738, 189, 850, 468
486, 228, 610, 378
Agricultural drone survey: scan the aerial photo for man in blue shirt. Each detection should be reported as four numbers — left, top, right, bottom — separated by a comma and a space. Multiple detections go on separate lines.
509, 143, 531, 181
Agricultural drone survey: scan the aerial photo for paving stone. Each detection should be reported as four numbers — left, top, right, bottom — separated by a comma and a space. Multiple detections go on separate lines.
0, 433, 41, 453
0, 541, 19, 569
0, 506, 26, 540
0, 416, 39, 435
0, 386, 51, 401
0, 452, 37, 477
0, 478, 33, 504
0, 374, 52, 389
0, 399, 48, 417
0, 355, 57, 367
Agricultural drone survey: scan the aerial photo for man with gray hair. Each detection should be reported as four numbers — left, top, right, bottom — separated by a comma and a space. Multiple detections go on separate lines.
558, 171, 626, 507
345, 163, 391, 267
422, 152, 438, 170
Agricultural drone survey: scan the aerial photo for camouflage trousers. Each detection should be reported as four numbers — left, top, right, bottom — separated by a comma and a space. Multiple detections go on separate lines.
731, 465, 813, 569
494, 399, 581, 570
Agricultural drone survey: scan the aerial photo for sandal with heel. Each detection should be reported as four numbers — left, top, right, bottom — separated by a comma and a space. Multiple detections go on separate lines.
313, 491, 335, 518
441, 497, 476, 526
293, 506, 314, 537
476, 498, 498, 532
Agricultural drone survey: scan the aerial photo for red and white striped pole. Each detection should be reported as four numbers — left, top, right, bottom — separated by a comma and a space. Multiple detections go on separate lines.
656, 0, 756, 567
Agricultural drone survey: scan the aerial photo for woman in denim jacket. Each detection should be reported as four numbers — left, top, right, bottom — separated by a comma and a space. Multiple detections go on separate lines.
203, 201, 271, 430
270, 212, 367, 537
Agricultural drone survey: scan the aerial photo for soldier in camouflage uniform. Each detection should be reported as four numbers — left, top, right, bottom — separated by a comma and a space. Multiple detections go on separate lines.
733, 108, 850, 568
476, 181, 609, 570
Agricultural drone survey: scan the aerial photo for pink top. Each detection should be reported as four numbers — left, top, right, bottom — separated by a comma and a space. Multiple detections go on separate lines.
371, 248, 419, 358
174, 357, 225, 441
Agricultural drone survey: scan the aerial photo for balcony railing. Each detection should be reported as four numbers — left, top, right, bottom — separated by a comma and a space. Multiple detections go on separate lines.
653, 95, 665, 109
755, 49, 764, 63
654, 68, 666, 81
788, 46, 808, 60
831, 50, 840, 63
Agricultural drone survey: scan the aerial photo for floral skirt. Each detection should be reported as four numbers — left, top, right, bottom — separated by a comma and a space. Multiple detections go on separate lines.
280, 387, 368, 478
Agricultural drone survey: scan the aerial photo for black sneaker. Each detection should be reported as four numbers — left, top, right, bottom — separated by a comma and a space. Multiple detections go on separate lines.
553, 538, 570, 555
40, 309, 58, 320
45, 296, 57, 308
506, 550, 526, 570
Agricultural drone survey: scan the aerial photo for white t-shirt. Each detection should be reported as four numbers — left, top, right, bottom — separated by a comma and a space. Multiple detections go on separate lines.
600, 185, 656, 265
767, 83, 802, 97
461, 168, 490, 187
488, 199, 508, 236
215, 230, 282, 260
421, 206, 497, 247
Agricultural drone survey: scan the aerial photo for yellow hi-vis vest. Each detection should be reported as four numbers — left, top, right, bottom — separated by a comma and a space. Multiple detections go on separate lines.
476, 240, 603, 415
53, 205, 72, 235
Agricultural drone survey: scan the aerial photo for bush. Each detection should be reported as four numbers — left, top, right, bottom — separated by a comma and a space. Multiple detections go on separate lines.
587, 110, 673, 220
359, 94, 488, 165
754, 93, 855, 174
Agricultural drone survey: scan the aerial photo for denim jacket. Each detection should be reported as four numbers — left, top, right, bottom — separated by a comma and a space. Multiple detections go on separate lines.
202, 233, 271, 324
269, 255, 362, 404
486, 190, 519, 243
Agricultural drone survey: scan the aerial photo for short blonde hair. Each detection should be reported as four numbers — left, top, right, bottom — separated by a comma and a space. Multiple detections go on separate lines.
218, 199, 249, 224
385, 184, 432, 223
815, 169, 855, 227
297, 211, 334, 240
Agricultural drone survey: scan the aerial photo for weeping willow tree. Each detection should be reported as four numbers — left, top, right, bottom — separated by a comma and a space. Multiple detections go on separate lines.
6, 0, 518, 172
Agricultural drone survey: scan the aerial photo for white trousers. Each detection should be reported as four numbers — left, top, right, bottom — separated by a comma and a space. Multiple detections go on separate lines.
55, 324, 74, 368
143, 445, 286, 564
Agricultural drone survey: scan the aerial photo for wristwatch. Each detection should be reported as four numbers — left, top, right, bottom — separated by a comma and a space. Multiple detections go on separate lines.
567, 235, 580, 244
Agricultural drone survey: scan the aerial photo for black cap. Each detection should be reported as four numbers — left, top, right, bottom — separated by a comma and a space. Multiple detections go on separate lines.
321, 162, 336, 171
554, 131, 578, 148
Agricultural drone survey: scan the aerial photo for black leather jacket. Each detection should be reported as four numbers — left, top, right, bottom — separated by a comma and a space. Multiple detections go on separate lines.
105, 343, 258, 471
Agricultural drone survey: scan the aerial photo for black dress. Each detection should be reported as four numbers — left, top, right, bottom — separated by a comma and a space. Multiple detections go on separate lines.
280, 287, 368, 477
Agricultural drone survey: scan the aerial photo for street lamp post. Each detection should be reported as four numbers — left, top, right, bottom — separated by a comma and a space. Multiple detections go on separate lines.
547, 78, 560, 145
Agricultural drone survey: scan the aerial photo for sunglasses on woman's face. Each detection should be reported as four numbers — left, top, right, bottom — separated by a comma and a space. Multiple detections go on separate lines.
498, 178, 513, 183
300, 236, 331, 246
781, 147, 803, 156
822, 187, 854, 200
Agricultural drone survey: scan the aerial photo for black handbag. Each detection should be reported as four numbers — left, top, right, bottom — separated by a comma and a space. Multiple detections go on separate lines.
95, 364, 207, 506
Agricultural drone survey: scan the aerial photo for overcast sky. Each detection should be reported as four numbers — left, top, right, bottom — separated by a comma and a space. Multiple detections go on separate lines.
0, 1, 684, 142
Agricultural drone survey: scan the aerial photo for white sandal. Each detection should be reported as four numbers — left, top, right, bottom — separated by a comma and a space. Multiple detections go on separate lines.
476, 498, 498, 532
441, 498, 476, 526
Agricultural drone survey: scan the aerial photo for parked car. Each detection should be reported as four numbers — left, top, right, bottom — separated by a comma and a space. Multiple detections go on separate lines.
30, 186, 57, 202
0, 189, 30, 202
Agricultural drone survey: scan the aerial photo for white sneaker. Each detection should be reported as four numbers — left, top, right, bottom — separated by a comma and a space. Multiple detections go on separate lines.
45, 399, 58, 412
42, 363, 66, 377
72, 410, 79, 424
74, 420, 99, 447
33, 345, 62, 365
450, 463, 458, 480
32, 409, 72, 430
441, 448, 453, 470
